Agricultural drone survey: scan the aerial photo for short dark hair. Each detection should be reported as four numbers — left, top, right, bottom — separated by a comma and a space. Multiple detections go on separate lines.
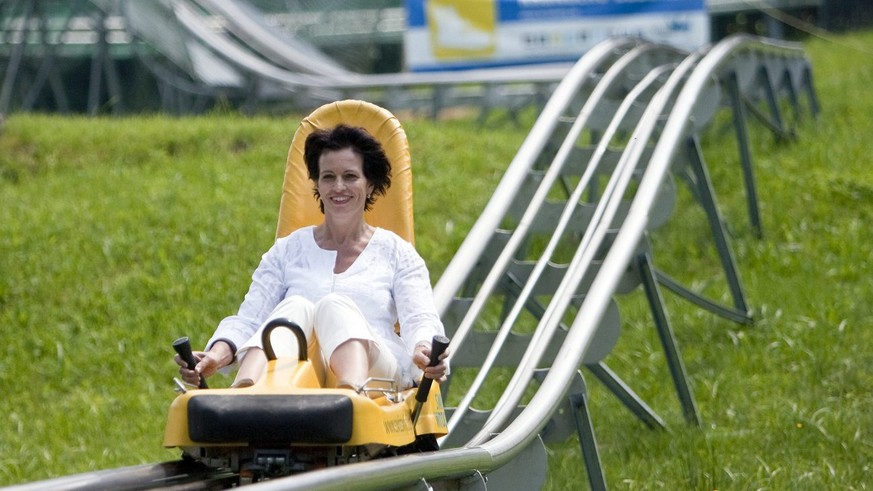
304, 124, 392, 213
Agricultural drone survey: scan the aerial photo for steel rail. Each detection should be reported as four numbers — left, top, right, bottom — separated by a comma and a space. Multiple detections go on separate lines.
431, 37, 638, 314
465, 48, 705, 446
444, 44, 679, 439
191, 0, 349, 76
465, 59, 683, 445
171, 0, 321, 90
465, 35, 809, 460
1, 459, 228, 491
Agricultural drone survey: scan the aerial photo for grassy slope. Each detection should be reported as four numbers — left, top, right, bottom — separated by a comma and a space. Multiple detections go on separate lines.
1, 30, 871, 489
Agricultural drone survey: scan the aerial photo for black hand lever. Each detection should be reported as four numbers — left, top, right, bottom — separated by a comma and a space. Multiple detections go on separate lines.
411, 335, 449, 426
173, 336, 208, 389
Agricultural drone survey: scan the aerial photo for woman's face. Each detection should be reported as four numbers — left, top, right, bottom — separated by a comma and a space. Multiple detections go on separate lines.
317, 147, 375, 219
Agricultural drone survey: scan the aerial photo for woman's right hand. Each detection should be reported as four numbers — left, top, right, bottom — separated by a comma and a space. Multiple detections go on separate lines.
175, 350, 206, 385
174, 341, 233, 385
413, 342, 450, 384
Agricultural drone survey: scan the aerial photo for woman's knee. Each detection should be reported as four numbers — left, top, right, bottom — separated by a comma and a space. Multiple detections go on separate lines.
315, 293, 356, 311
269, 296, 315, 333
314, 295, 367, 333
273, 295, 315, 316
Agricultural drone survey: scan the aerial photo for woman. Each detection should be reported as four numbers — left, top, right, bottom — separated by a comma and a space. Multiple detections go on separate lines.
176, 124, 448, 391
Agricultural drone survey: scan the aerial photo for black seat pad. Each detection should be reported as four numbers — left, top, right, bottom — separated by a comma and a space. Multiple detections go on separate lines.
188, 394, 354, 444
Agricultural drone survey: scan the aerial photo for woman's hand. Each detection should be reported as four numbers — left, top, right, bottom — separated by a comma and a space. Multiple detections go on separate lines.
413, 342, 450, 383
174, 341, 233, 385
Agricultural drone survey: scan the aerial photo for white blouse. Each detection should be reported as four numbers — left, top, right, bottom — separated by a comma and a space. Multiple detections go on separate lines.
207, 226, 445, 379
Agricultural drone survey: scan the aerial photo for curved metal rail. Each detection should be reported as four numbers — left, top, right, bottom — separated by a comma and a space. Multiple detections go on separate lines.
2, 34, 817, 491
118, 0, 572, 117
461, 49, 701, 447
190, 0, 350, 77
443, 42, 686, 439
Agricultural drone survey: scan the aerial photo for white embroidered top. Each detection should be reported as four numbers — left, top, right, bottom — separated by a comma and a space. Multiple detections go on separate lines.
207, 226, 445, 380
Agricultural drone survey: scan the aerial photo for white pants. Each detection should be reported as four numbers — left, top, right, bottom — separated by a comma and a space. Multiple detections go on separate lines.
237, 294, 400, 384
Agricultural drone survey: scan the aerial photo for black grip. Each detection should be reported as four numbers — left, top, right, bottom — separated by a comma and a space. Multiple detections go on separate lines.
415, 335, 450, 404
173, 336, 208, 389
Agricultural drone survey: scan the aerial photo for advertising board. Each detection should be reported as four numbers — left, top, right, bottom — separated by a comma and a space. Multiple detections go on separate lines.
404, 0, 709, 71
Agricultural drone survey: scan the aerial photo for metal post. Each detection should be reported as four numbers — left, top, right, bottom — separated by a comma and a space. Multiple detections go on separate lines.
757, 65, 786, 137
802, 64, 820, 117
569, 374, 608, 491
725, 69, 763, 237
636, 252, 700, 426
585, 362, 666, 429
685, 134, 752, 318
0, 0, 33, 114
87, 9, 106, 115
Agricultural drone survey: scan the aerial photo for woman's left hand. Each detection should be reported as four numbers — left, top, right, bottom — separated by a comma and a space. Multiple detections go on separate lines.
413, 342, 450, 383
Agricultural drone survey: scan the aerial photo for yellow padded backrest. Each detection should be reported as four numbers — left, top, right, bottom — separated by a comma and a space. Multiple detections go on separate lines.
277, 100, 414, 243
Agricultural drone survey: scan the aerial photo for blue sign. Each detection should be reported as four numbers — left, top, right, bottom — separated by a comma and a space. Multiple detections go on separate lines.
405, 0, 708, 71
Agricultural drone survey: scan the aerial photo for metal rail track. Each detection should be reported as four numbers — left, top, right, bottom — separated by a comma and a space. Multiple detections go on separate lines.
122, 0, 571, 117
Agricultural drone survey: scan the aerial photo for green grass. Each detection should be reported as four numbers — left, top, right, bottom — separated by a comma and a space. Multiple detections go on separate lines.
1, 29, 872, 489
